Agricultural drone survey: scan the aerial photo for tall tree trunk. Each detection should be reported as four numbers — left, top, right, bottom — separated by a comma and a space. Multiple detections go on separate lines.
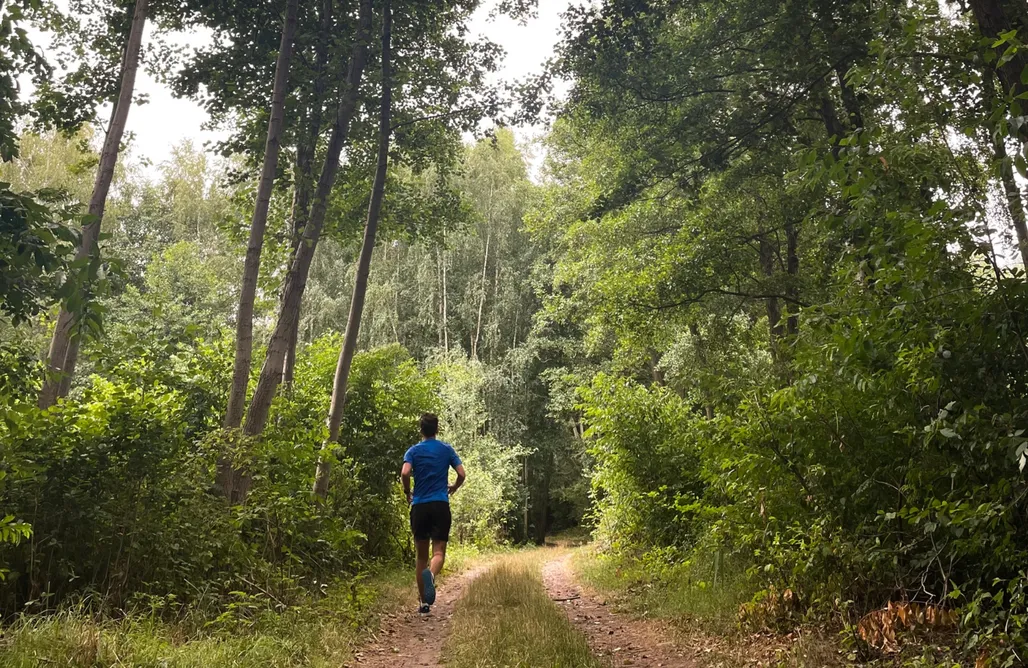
472, 231, 490, 360
785, 220, 800, 336
522, 457, 530, 543
39, 0, 149, 409
436, 248, 445, 347
441, 240, 450, 352
982, 71, 1028, 272
223, 0, 298, 431
283, 0, 333, 390
242, 0, 373, 441
489, 261, 500, 362
391, 246, 402, 344
969, 1, 1028, 272
313, 0, 392, 498
992, 132, 1028, 271
758, 234, 783, 343
281, 158, 314, 391
216, 0, 298, 502
532, 449, 553, 545
969, 0, 1028, 101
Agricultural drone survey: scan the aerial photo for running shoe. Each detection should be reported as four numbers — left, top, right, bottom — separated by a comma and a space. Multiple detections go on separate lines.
418, 603, 431, 614
422, 568, 436, 605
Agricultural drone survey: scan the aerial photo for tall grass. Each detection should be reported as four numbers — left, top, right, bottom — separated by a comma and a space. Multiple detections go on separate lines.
444, 553, 603, 668
573, 546, 754, 631
0, 567, 413, 668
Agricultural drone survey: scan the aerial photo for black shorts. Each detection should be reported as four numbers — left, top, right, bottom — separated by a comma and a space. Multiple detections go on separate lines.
410, 501, 451, 542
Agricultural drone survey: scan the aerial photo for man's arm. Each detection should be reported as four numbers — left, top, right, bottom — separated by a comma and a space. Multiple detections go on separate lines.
448, 464, 466, 496
401, 462, 413, 504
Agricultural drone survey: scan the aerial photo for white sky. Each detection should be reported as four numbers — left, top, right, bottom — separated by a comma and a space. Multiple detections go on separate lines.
105, 0, 573, 170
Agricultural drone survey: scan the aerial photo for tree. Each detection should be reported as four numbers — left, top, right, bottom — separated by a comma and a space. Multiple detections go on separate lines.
217, 0, 299, 498
240, 0, 510, 442
39, 0, 150, 408
965, 0, 1028, 269
240, 0, 375, 445
313, 0, 392, 498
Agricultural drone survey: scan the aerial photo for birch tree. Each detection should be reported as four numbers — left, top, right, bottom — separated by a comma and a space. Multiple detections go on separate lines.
313, 0, 392, 498
39, 0, 150, 409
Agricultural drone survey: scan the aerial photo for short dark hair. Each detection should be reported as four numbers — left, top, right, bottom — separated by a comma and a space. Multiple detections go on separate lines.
420, 413, 439, 437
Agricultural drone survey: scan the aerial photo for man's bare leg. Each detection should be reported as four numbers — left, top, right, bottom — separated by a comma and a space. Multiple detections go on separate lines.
415, 539, 431, 602
430, 540, 447, 577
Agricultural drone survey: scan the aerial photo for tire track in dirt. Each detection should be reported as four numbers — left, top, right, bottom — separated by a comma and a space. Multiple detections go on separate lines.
543, 552, 696, 668
346, 565, 486, 668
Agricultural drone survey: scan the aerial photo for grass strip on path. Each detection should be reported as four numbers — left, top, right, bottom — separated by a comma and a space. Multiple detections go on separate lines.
443, 551, 604, 668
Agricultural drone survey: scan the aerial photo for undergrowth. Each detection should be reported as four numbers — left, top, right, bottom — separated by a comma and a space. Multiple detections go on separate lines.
573, 545, 754, 632
0, 541, 491, 667
573, 546, 842, 668
0, 566, 413, 668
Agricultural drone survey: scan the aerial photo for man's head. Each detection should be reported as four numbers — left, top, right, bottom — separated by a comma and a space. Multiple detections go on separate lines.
419, 413, 439, 438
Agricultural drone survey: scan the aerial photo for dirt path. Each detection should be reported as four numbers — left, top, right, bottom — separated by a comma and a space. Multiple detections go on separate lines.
346, 566, 485, 668
543, 552, 696, 668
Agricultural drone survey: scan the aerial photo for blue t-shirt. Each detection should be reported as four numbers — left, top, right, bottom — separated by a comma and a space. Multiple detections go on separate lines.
403, 439, 462, 505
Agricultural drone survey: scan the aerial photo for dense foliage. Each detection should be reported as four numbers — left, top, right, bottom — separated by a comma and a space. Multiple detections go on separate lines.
6, 0, 1028, 664
526, 0, 1028, 664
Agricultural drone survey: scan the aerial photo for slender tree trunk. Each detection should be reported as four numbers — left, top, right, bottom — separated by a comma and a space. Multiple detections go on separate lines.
758, 234, 783, 343
222, 0, 298, 431
436, 249, 445, 347
472, 232, 490, 359
996, 140, 1028, 271
216, 0, 298, 502
687, 322, 714, 418
313, 0, 392, 498
523, 457, 530, 542
785, 221, 800, 336
282, 162, 315, 391
441, 241, 450, 352
489, 261, 500, 362
243, 0, 373, 440
818, 87, 846, 160
39, 0, 149, 409
532, 450, 553, 545
282, 0, 332, 389
512, 304, 519, 350
392, 247, 402, 343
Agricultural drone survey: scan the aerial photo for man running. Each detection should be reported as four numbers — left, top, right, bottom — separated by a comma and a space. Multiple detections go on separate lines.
401, 413, 466, 614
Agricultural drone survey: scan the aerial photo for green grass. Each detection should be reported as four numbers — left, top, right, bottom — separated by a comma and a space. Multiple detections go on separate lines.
0, 544, 499, 668
573, 548, 842, 668
573, 546, 754, 632
0, 567, 414, 668
443, 552, 603, 668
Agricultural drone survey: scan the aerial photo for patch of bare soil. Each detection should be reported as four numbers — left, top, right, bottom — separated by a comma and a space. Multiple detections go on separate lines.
543, 552, 698, 668
346, 566, 486, 668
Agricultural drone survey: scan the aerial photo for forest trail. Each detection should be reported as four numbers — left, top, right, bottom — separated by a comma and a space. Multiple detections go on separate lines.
543, 551, 697, 668
346, 565, 487, 668
349, 549, 696, 668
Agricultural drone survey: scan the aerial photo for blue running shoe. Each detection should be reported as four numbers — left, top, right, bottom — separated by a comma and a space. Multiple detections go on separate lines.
418, 603, 430, 614
422, 568, 436, 605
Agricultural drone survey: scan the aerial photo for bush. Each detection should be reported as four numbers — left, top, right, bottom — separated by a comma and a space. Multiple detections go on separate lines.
0, 337, 533, 616
432, 352, 526, 547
